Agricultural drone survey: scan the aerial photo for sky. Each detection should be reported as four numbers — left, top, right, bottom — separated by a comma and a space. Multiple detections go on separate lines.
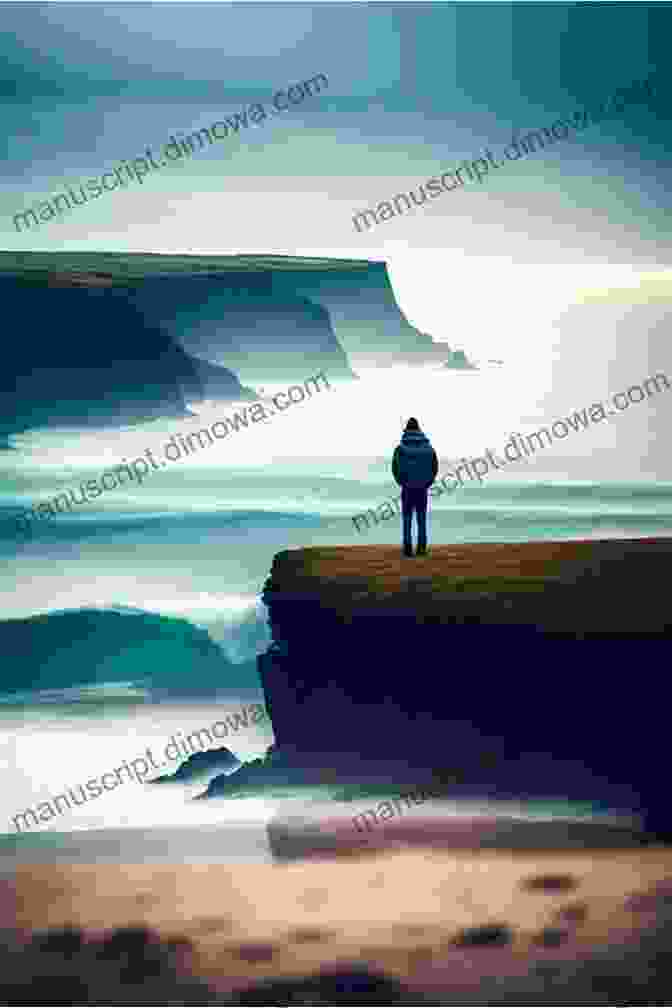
1, 3, 670, 265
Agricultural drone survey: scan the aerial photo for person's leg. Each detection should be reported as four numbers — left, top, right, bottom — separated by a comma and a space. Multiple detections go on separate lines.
401, 488, 413, 556
409, 490, 420, 552
416, 489, 428, 554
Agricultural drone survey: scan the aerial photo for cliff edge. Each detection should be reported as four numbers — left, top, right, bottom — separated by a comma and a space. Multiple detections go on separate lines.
257, 540, 672, 834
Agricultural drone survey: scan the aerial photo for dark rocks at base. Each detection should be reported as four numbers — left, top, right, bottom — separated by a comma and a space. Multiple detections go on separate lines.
195, 746, 338, 800
151, 746, 240, 784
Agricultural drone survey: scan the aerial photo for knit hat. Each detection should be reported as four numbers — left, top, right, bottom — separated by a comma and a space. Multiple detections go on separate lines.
405, 417, 420, 431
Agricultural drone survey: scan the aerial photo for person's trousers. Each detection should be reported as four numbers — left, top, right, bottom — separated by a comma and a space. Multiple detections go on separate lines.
401, 487, 428, 553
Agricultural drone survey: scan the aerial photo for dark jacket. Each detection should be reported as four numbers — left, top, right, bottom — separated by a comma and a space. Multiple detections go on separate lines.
392, 428, 439, 490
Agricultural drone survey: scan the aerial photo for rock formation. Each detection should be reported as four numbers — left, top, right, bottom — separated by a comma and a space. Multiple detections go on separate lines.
127, 271, 357, 387
0, 260, 256, 446
0, 253, 471, 419
251, 541, 672, 837
150, 746, 241, 784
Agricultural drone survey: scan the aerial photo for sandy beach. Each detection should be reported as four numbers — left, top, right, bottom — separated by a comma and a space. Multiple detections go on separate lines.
11, 824, 672, 996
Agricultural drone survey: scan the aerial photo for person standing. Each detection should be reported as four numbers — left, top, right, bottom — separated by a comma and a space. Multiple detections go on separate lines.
391, 418, 438, 557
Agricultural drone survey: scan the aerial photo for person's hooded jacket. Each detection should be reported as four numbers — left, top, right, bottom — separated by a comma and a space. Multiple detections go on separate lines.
392, 426, 439, 490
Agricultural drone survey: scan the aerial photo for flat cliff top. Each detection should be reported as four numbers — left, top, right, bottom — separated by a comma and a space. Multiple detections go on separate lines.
268, 538, 672, 593
264, 539, 672, 632
0, 250, 380, 279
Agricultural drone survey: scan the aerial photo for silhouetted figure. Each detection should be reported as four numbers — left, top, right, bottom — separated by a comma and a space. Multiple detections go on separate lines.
392, 418, 438, 557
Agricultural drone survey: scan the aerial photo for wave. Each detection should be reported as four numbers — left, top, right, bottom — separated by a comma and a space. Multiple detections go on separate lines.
0, 607, 261, 699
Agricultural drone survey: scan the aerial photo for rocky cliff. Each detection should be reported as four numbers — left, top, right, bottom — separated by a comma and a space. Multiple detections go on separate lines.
257, 541, 672, 835
0, 259, 256, 446
120, 254, 455, 380
260, 258, 451, 370
126, 270, 357, 387
0, 253, 464, 407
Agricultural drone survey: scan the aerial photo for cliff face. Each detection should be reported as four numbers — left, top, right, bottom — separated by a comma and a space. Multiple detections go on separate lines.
258, 541, 672, 834
125, 271, 356, 386
0, 253, 460, 401
263, 260, 448, 369
130, 257, 470, 373
0, 267, 254, 445
124, 255, 448, 379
